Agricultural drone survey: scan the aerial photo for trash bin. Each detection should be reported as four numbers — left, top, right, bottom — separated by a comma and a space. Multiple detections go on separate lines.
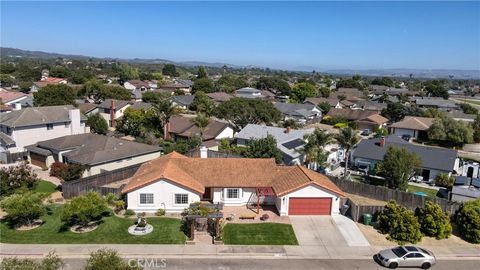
363, 213, 372, 225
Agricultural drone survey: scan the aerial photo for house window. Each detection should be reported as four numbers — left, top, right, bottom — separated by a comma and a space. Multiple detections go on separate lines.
226, 188, 240, 199
139, 193, 154, 204
104, 108, 110, 114
175, 194, 188, 205
46, 124, 53, 130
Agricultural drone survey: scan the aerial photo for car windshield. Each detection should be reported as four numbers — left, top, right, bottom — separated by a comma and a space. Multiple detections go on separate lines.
419, 248, 431, 255
392, 247, 407, 257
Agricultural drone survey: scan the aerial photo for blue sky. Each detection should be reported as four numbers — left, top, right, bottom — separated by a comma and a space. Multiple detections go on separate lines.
1, 1, 479, 70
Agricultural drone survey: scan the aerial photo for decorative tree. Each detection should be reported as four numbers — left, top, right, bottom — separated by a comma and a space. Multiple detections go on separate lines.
0, 192, 47, 226
456, 199, 480, 243
415, 201, 452, 239
61, 192, 108, 227
378, 201, 423, 244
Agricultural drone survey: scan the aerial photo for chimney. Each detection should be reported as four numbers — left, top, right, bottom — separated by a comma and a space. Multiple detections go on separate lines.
110, 99, 116, 128
200, 146, 208, 158
285, 127, 291, 133
69, 108, 82, 134
379, 136, 386, 147
164, 121, 171, 140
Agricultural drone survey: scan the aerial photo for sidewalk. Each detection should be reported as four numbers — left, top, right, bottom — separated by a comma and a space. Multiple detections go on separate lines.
1, 244, 478, 260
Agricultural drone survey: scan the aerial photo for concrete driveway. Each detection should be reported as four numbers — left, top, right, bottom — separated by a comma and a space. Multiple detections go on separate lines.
290, 216, 348, 247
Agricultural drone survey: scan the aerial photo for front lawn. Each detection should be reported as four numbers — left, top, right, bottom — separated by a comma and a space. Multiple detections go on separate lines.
0, 205, 185, 244
223, 223, 298, 245
407, 184, 439, 198
34, 180, 58, 195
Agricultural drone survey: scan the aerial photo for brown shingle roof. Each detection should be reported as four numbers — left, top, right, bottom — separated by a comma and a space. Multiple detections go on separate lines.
389, 116, 435, 131
327, 108, 377, 121
206, 92, 232, 102
168, 115, 231, 141
122, 152, 345, 197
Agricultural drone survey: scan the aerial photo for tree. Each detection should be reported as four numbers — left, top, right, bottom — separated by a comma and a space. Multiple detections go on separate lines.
282, 119, 301, 129
381, 103, 407, 122
335, 127, 359, 178
102, 85, 132, 101
0, 192, 47, 226
318, 87, 331, 98
142, 91, 167, 103
415, 201, 452, 239
428, 115, 474, 146
162, 64, 179, 77
456, 199, 480, 243
191, 113, 210, 138
244, 135, 283, 164
0, 252, 64, 270
116, 107, 147, 137
215, 75, 248, 93
49, 66, 71, 78
33, 84, 76, 106
189, 91, 215, 116
318, 102, 331, 114
458, 103, 478, 115
0, 163, 40, 198
424, 80, 448, 99
290, 82, 317, 103
118, 64, 139, 82
197, 66, 208, 79
214, 98, 281, 132
378, 146, 422, 191
85, 248, 141, 270
192, 77, 215, 93
299, 128, 334, 169
255, 76, 291, 95
474, 114, 480, 143
423, 108, 444, 118
0, 73, 14, 86
49, 162, 85, 182
378, 201, 423, 244
163, 136, 201, 154
435, 173, 455, 188
152, 97, 178, 130
86, 113, 108, 135
61, 192, 108, 227
371, 77, 394, 87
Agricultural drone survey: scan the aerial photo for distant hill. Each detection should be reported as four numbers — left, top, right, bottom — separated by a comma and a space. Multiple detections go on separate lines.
1, 47, 479, 79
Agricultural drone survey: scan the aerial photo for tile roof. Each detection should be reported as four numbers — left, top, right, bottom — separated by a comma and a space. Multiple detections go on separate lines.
96, 99, 131, 109
168, 115, 231, 141
127, 80, 150, 88
389, 116, 435, 131
0, 89, 27, 103
352, 135, 457, 171
32, 133, 161, 166
207, 92, 232, 102
327, 108, 377, 121
0, 105, 87, 128
121, 152, 345, 197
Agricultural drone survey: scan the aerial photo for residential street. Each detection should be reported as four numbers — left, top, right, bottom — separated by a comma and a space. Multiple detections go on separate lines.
55, 258, 480, 270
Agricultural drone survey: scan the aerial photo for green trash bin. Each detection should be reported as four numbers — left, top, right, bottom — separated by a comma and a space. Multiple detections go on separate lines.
363, 213, 372, 225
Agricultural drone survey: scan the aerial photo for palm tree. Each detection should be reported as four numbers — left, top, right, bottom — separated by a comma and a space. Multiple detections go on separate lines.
298, 128, 334, 170
191, 113, 210, 139
335, 127, 359, 179
152, 97, 177, 128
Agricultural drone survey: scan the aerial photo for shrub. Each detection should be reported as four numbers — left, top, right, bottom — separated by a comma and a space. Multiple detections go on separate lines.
114, 200, 125, 213
181, 202, 214, 217
61, 192, 108, 226
378, 201, 423, 244
0, 192, 47, 226
85, 248, 141, 270
105, 193, 119, 206
456, 199, 480, 243
156, 208, 166, 216
124, 209, 135, 217
0, 251, 64, 270
415, 201, 452, 239
0, 163, 40, 198
49, 161, 67, 177
435, 173, 455, 189
333, 122, 348, 129
49, 162, 86, 182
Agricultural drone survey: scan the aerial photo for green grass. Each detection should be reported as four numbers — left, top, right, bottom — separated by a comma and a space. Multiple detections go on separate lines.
407, 184, 439, 198
0, 205, 185, 244
34, 180, 58, 195
223, 223, 298, 245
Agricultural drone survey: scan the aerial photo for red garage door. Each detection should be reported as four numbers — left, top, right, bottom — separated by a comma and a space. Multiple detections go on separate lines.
288, 198, 332, 215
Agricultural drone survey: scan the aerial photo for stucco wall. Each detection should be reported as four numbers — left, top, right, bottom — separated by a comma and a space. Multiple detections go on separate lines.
278, 184, 341, 216
215, 126, 235, 140
392, 128, 417, 138
127, 179, 201, 213
83, 151, 161, 177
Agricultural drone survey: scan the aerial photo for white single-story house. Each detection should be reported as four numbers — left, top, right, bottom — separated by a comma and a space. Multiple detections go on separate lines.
388, 116, 434, 140
122, 151, 345, 216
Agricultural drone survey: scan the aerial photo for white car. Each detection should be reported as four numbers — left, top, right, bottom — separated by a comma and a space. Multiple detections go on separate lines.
376, 246, 436, 269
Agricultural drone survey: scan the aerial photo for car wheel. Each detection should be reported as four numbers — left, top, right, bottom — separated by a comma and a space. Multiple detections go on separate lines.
388, 262, 398, 269
421, 262, 431, 269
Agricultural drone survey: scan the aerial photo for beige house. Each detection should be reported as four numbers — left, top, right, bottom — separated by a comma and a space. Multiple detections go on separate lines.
389, 116, 435, 139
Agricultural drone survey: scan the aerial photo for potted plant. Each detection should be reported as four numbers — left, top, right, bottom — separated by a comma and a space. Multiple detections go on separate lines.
260, 214, 270, 221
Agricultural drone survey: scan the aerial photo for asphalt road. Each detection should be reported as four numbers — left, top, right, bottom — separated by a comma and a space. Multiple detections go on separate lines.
59, 258, 479, 270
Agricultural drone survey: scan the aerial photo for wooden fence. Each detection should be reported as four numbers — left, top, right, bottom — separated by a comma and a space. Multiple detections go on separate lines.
343, 198, 385, 222
330, 177, 462, 216
62, 164, 141, 199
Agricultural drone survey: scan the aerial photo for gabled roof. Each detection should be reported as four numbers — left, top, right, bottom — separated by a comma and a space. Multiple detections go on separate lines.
170, 95, 195, 106
352, 135, 457, 171
126, 80, 150, 89
78, 103, 97, 114
274, 102, 319, 118
0, 89, 27, 103
130, 102, 153, 110
121, 152, 345, 197
327, 108, 377, 121
96, 99, 131, 110
207, 92, 232, 102
304, 97, 339, 107
0, 105, 87, 128
389, 116, 435, 131
414, 97, 458, 108
168, 115, 231, 141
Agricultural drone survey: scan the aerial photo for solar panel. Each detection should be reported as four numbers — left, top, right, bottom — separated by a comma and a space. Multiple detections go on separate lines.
472, 178, 480, 188
455, 176, 468, 185
282, 139, 305, 149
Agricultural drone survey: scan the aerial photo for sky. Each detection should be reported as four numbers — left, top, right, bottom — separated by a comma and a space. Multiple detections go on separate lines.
1, 1, 480, 71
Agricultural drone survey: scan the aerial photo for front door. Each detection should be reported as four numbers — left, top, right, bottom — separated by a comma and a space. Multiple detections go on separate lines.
467, 167, 474, 178
202, 187, 212, 201
421, 169, 430, 182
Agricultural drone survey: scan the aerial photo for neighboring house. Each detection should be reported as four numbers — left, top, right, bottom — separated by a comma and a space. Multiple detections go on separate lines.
0, 89, 28, 109
0, 106, 87, 162
206, 92, 232, 103
96, 99, 131, 128
123, 80, 151, 91
450, 176, 480, 202
234, 87, 263, 99
414, 97, 459, 110
164, 115, 235, 150
170, 95, 195, 109
130, 101, 153, 111
160, 82, 192, 94
30, 77, 67, 92
351, 135, 459, 182
331, 88, 364, 101
274, 102, 322, 124
354, 100, 388, 113
447, 111, 477, 123
25, 133, 161, 177
304, 97, 342, 108
121, 151, 345, 215
369, 85, 390, 95
389, 116, 435, 139
78, 103, 98, 116
261, 90, 276, 100
326, 108, 388, 130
